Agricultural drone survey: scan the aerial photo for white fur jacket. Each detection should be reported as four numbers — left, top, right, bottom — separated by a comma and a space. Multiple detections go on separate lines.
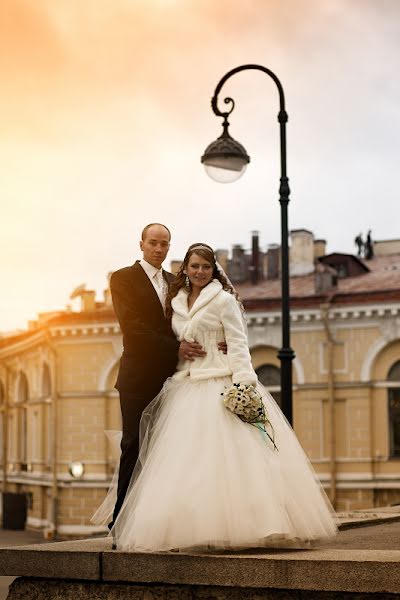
171, 279, 257, 385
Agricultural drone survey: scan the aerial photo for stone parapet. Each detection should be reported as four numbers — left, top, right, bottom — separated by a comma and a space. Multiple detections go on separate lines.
0, 538, 103, 580
338, 505, 400, 530
1, 536, 400, 598
6, 577, 400, 600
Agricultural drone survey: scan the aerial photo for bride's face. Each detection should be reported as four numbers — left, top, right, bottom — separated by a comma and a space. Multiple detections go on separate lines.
186, 253, 213, 291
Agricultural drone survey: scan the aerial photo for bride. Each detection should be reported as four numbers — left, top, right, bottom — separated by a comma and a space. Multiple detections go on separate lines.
93, 242, 337, 552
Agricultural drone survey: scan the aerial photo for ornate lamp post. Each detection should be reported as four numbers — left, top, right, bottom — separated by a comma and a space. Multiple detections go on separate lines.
201, 64, 295, 424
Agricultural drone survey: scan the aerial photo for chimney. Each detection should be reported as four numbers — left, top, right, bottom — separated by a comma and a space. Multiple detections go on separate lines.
104, 272, 113, 307
104, 288, 113, 307
170, 260, 182, 276
266, 244, 280, 280
215, 249, 228, 273
290, 229, 315, 276
80, 290, 96, 312
314, 239, 327, 260
232, 244, 243, 260
250, 231, 260, 284
373, 238, 400, 257
315, 262, 338, 295
230, 245, 247, 283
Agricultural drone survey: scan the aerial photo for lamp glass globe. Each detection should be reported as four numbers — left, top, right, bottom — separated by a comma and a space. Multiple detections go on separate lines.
203, 156, 247, 183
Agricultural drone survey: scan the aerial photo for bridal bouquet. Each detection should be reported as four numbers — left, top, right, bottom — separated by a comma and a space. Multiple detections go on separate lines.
222, 383, 278, 450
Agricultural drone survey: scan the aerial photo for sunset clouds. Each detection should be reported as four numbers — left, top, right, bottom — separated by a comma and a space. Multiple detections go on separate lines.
1, 0, 400, 330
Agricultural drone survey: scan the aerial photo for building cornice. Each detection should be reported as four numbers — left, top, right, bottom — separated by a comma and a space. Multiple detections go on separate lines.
1, 301, 399, 353
49, 322, 120, 338
247, 302, 400, 327
244, 290, 400, 312
0, 330, 46, 359
0, 320, 121, 356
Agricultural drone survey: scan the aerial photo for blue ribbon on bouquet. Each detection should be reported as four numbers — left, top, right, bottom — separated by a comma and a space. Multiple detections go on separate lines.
252, 421, 278, 451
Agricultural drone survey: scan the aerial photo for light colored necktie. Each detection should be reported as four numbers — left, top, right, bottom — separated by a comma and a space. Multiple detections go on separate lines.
154, 270, 167, 312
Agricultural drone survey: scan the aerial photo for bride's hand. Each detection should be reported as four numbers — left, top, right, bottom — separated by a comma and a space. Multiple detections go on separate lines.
179, 340, 206, 361
218, 342, 227, 354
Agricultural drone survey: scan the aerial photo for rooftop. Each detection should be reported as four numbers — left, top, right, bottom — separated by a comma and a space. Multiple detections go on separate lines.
238, 252, 400, 309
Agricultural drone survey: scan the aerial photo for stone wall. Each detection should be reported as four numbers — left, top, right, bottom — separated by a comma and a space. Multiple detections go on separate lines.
7, 577, 400, 600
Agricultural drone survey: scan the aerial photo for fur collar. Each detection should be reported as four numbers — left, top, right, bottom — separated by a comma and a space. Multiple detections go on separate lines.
172, 279, 223, 318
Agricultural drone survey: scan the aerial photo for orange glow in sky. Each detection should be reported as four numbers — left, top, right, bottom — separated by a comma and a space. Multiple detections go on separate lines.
1, 0, 399, 331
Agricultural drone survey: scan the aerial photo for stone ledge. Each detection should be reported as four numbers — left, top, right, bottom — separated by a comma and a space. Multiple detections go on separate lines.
0, 538, 104, 580
339, 514, 400, 530
1, 537, 400, 594
103, 548, 400, 594
338, 506, 400, 530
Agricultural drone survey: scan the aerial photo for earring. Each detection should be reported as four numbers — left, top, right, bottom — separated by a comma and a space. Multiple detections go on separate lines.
185, 275, 190, 289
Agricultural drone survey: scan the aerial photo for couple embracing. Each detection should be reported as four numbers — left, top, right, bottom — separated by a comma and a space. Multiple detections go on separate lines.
93, 223, 337, 552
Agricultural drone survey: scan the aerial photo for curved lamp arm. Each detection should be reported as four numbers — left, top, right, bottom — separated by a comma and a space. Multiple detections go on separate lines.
206, 63, 295, 424
212, 64, 286, 115
211, 64, 288, 179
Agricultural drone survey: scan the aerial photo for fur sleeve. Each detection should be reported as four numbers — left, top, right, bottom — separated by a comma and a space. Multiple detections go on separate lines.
220, 293, 257, 385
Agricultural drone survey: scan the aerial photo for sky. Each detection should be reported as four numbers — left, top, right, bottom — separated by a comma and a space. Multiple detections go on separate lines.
1, 0, 399, 332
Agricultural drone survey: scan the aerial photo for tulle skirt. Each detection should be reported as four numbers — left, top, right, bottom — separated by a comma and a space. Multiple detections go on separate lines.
94, 376, 337, 552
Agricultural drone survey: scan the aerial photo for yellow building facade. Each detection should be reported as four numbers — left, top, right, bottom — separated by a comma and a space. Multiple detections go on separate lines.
0, 237, 399, 536
0, 296, 122, 538
248, 302, 400, 511
241, 231, 400, 511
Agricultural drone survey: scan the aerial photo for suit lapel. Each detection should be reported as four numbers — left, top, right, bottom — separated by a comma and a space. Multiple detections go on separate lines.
164, 270, 175, 288
132, 261, 165, 320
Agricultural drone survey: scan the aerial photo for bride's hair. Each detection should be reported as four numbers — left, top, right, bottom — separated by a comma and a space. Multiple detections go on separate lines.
166, 243, 240, 320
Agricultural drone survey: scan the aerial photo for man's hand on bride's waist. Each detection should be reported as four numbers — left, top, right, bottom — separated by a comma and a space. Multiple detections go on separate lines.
218, 342, 227, 355
179, 340, 227, 361
179, 340, 206, 361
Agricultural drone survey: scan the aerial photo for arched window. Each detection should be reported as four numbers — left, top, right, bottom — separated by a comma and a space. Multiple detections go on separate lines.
105, 361, 120, 392
388, 361, 400, 458
17, 373, 28, 404
16, 372, 28, 467
42, 364, 51, 397
255, 364, 281, 407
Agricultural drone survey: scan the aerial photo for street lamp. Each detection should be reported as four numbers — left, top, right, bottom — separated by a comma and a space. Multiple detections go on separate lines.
201, 64, 295, 424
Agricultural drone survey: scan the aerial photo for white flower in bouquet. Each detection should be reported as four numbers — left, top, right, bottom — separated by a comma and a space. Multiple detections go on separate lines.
222, 383, 278, 450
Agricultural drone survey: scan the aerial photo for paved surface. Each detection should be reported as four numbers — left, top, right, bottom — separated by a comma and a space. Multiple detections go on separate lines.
338, 504, 400, 530
221, 521, 400, 554
325, 520, 400, 550
0, 529, 45, 600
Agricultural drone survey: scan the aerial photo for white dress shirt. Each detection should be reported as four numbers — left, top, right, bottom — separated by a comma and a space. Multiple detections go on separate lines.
139, 259, 167, 312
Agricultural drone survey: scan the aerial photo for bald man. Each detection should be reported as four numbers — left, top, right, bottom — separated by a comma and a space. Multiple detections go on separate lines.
109, 223, 205, 537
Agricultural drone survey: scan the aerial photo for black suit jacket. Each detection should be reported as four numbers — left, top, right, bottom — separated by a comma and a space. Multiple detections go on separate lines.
110, 261, 179, 394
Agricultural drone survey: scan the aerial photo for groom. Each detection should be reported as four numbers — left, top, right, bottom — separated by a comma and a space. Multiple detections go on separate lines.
109, 223, 206, 533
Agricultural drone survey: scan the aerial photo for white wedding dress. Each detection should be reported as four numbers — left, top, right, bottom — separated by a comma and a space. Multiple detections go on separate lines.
93, 281, 337, 552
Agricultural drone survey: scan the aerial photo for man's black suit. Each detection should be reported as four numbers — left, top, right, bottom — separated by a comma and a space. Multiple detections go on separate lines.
110, 261, 179, 525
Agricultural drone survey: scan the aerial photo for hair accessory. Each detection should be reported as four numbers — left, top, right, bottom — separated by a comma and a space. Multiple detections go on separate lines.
190, 244, 214, 255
